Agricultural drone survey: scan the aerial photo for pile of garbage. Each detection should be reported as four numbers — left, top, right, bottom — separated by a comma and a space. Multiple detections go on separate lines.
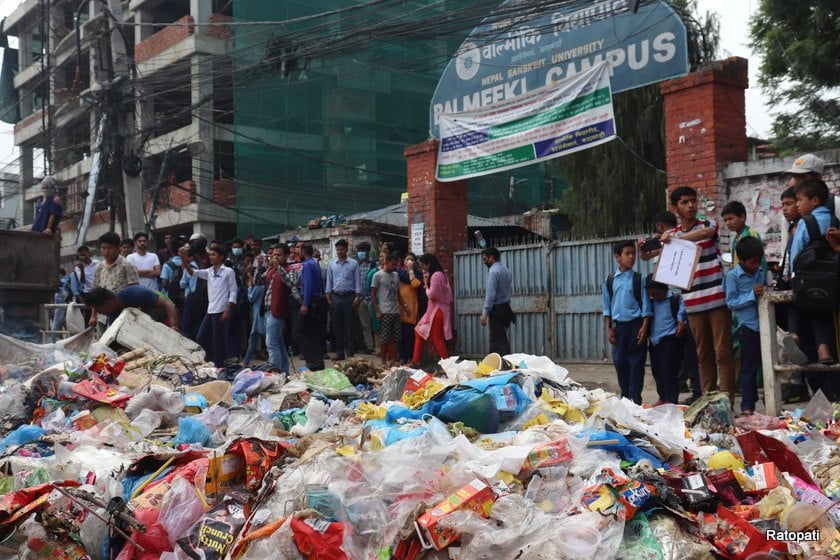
1, 324, 840, 560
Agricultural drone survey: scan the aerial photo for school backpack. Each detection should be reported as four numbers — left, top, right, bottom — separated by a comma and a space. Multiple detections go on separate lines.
605, 271, 642, 310
164, 261, 185, 307
791, 214, 840, 311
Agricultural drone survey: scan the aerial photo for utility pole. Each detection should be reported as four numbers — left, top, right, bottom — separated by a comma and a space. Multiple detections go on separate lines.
107, 0, 145, 238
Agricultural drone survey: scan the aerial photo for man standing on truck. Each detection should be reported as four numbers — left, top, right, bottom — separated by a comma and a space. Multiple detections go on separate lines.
31, 176, 62, 235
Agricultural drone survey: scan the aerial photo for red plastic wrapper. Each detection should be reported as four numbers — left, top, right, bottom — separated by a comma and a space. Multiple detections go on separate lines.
712, 505, 788, 560
736, 430, 817, 487
228, 438, 291, 491
71, 378, 131, 407
706, 468, 749, 506
0, 481, 80, 533
291, 517, 350, 560
87, 354, 125, 384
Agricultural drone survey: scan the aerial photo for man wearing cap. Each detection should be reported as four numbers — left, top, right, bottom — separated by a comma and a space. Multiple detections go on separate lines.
786, 153, 837, 218
31, 176, 63, 235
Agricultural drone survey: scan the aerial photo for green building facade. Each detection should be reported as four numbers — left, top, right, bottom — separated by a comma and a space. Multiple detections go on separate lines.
233, 1, 548, 238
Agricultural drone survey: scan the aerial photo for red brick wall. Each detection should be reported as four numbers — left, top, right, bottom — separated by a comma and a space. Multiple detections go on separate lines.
405, 139, 467, 274
135, 15, 194, 63
660, 57, 748, 216
208, 14, 232, 40
14, 106, 53, 134
213, 179, 235, 206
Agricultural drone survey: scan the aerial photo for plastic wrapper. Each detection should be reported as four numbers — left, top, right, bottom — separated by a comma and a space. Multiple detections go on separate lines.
176, 494, 248, 560
616, 515, 664, 559
228, 438, 290, 491
159, 477, 207, 547
647, 514, 715, 560
290, 517, 350, 560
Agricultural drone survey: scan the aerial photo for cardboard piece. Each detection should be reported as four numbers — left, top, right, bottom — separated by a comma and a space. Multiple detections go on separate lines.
415, 479, 495, 550
654, 238, 702, 290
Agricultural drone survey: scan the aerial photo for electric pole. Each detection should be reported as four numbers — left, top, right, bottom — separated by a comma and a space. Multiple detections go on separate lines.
107, 0, 145, 238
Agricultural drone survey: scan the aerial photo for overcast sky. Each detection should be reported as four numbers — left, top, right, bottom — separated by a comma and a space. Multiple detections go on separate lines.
0, 0, 772, 174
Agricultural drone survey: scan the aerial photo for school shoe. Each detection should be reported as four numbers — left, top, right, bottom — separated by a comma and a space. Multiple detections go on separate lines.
782, 336, 809, 366
681, 394, 700, 406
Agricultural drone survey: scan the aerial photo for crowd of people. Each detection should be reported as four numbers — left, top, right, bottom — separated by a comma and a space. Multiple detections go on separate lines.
54, 231, 515, 376
604, 153, 840, 413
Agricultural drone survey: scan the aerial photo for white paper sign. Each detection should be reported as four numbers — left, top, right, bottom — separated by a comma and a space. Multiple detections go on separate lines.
653, 238, 701, 290
411, 223, 425, 254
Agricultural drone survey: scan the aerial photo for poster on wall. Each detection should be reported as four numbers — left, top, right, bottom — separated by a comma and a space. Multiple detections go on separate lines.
436, 62, 616, 182
411, 223, 425, 254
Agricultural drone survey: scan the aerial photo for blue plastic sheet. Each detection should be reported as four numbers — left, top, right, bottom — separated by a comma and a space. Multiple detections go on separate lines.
0, 424, 44, 453
172, 416, 212, 447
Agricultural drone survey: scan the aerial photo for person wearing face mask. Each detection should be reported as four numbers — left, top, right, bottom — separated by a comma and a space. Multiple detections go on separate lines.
397, 252, 422, 364
354, 241, 376, 353
480, 247, 514, 355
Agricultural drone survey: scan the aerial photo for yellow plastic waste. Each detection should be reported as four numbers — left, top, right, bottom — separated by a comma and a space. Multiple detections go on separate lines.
356, 402, 386, 420
756, 486, 796, 519
708, 450, 745, 471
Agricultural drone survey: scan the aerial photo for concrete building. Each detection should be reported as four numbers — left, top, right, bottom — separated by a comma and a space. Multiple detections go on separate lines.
1, 0, 236, 257
0, 167, 22, 229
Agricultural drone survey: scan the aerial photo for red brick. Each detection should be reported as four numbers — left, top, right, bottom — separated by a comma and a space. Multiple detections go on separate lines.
136, 16, 194, 63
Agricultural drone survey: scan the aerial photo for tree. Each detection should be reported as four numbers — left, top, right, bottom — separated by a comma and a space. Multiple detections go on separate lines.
552, 1, 719, 237
750, 0, 840, 152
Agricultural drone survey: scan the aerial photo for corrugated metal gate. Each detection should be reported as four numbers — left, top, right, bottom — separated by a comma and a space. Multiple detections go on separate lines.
454, 244, 549, 358
454, 236, 654, 362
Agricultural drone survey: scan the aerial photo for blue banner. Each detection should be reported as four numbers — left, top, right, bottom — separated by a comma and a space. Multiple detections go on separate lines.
430, 0, 688, 137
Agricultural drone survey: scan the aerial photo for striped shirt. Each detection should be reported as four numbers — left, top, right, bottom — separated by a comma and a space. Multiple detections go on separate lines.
671, 220, 726, 313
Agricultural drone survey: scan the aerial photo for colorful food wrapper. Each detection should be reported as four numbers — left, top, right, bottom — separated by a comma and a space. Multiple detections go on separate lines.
176, 496, 247, 560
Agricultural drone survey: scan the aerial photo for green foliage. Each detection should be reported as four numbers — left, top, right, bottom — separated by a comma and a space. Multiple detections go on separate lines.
551, 1, 719, 237
750, 0, 840, 152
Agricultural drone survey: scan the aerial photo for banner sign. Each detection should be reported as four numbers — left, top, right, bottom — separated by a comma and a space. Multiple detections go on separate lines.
430, 0, 688, 137
436, 62, 615, 182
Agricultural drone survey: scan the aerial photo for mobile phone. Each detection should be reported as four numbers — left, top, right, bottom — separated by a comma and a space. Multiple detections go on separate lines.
641, 237, 662, 252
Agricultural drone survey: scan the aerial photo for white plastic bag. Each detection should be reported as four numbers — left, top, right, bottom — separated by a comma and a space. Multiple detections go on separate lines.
159, 477, 206, 547
65, 302, 86, 334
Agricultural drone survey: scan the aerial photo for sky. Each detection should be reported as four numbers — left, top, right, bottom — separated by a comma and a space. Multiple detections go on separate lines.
0, 0, 772, 175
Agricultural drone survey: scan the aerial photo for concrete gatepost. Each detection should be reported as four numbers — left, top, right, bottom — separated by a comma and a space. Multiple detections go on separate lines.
660, 56, 749, 217
404, 139, 468, 274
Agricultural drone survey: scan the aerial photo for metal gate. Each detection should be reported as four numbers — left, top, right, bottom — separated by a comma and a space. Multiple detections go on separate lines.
454, 235, 653, 362
454, 243, 550, 358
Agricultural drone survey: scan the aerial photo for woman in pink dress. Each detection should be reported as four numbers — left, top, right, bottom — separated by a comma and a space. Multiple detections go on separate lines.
411, 253, 452, 366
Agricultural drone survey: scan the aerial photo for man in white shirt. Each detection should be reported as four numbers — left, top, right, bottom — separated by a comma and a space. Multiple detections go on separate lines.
127, 232, 161, 291
180, 243, 239, 366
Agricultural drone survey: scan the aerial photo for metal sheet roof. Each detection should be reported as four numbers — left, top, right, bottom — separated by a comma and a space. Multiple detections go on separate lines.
348, 202, 510, 228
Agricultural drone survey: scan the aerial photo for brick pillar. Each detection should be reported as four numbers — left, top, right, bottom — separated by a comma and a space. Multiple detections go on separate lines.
660, 57, 748, 217
405, 140, 467, 274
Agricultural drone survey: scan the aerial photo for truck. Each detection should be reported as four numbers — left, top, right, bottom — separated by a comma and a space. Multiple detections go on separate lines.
0, 230, 60, 322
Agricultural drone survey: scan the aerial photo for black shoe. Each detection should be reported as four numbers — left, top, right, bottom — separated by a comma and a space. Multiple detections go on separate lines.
334, 354, 346, 361
781, 383, 810, 404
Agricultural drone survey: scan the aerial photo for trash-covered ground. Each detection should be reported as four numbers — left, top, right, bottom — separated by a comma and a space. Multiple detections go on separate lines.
1, 325, 839, 560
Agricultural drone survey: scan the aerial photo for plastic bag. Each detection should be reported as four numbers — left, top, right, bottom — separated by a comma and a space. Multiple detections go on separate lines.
301, 369, 357, 397
176, 495, 247, 560
0, 424, 44, 453
159, 477, 207, 548
290, 399, 328, 437
241, 517, 305, 560
616, 515, 664, 559
65, 302, 86, 334
173, 417, 213, 447
438, 357, 479, 382
505, 353, 569, 384
131, 409, 162, 437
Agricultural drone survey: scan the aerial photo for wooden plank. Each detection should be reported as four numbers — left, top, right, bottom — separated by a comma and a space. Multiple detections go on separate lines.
758, 292, 781, 415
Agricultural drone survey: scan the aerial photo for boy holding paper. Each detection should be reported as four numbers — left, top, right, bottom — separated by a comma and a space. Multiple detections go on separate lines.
660, 186, 735, 403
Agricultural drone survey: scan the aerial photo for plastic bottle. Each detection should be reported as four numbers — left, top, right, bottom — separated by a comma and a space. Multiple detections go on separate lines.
474, 230, 487, 248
